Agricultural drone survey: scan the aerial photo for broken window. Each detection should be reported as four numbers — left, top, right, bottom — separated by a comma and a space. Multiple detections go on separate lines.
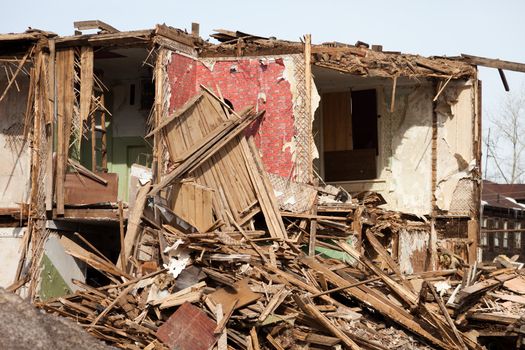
480, 232, 488, 246
322, 89, 378, 182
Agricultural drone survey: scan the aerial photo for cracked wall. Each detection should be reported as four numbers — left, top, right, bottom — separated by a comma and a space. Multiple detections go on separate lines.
370, 80, 478, 217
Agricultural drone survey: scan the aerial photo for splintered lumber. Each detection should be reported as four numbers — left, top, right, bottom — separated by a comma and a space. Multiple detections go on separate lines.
118, 183, 151, 271
0, 45, 33, 102
61, 236, 130, 279
90, 284, 134, 327
154, 88, 287, 239
467, 312, 521, 325
337, 241, 419, 307
244, 137, 288, 239
118, 201, 126, 272
427, 281, 467, 350
145, 91, 204, 138
304, 303, 361, 350
299, 256, 452, 349
455, 276, 509, 303
149, 105, 259, 196
257, 287, 289, 322
79, 46, 94, 124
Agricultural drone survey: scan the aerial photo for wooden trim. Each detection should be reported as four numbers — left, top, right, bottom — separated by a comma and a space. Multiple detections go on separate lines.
304, 34, 313, 182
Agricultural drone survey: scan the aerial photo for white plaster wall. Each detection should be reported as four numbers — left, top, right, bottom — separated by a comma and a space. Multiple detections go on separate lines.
0, 74, 31, 208
378, 84, 434, 216
0, 227, 25, 287
95, 48, 151, 138
435, 81, 476, 213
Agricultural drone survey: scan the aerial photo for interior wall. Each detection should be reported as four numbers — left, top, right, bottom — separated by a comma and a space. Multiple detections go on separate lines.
92, 48, 153, 200
435, 81, 477, 215
379, 83, 434, 215
313, 67, 479, 217
0, 71, 30, 208
0, 227, 25, 287
167, 52, 313, 182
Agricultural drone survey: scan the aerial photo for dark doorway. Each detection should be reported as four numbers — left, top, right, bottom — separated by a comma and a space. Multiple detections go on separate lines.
323, 89, 378, 182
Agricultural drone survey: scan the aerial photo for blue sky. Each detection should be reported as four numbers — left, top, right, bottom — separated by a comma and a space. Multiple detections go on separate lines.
2, 0, 524, 178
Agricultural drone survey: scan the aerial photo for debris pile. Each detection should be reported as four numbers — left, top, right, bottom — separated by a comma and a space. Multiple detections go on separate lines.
36, 88, 525, 350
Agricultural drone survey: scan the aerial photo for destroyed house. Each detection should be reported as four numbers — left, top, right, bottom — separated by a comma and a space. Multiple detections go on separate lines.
0, 22, 482, 280
5, 21, 525, 350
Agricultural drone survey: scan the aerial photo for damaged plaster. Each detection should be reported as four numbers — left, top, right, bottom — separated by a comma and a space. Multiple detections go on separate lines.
399, 228, 430, 274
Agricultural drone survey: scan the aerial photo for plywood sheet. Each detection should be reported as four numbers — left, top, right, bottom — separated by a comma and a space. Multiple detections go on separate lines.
156, 302, 216, 350
64, 172, 118, 205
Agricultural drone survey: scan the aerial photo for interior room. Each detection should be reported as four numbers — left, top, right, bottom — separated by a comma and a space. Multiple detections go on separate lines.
78, 47, 154, 202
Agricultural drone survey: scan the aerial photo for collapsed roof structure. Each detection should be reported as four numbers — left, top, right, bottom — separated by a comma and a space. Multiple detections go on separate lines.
2, 20, 525, 349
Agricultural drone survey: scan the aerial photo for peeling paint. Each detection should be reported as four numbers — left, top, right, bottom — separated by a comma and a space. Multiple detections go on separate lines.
435, 81, 476, 213
399, 228, 429, 274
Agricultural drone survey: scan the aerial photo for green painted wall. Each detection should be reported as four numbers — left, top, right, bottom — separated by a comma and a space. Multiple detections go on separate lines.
80, 124, 152, 201
39, 255, 72, 301
108, 136, 151, 201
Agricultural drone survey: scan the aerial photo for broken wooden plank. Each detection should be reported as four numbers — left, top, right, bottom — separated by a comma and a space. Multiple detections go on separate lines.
74, 20, 120, 33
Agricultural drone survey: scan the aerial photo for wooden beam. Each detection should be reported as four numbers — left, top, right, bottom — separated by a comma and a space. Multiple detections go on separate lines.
498, 68, 510, 91
55, 49, 75, 216
52, 208, 126, 220
304, 34, 313, 182
55, 30, 153, 47
461, 53, 525, 73
79, 46, 94, 123
74, 20, 120, 33
155, 24, 195, 47
311, 45, 366, 57
118, 183, 150, 271
467, 220, 478, 265
45, 39, 56, 211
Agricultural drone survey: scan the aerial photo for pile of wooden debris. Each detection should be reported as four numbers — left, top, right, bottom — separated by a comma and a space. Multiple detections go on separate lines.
36, 88, 525, 350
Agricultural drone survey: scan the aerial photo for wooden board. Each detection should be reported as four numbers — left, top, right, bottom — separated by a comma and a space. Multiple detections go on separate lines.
156, 302, 217, 350
64, 172, 118, 205
170, 181, 213, 232
55, 49, 75, 215
207, 278, 261, 314
503, 276, 525, 295
163, 90, 287, 238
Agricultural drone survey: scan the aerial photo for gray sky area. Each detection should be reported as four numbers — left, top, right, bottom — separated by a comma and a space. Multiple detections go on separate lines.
2, 0, 524, 179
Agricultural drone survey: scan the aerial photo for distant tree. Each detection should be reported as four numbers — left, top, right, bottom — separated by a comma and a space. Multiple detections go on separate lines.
484, 88, 525, 184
